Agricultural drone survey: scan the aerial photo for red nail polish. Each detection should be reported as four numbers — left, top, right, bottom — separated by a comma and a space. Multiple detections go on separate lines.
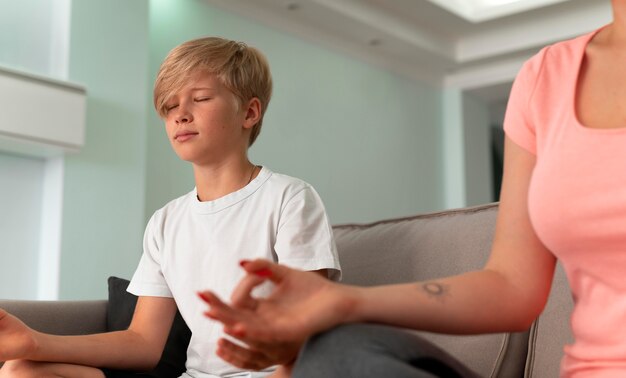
198, 292, 210, 302
254, 268, 272, 277
239, 260, 250, 267
227, 327, 244, 337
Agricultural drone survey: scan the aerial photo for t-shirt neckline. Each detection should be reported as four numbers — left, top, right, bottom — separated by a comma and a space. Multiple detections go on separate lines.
571, 26, 626, 134
192, 166, 271, 214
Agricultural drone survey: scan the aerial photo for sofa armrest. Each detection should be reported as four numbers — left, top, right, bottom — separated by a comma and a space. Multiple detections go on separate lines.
0, 300, 108, 335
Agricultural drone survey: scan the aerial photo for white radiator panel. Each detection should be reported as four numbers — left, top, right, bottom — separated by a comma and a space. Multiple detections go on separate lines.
0, 66, 86, 157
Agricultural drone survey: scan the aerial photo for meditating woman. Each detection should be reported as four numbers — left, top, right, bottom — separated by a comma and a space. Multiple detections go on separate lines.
201, 1, 626, 376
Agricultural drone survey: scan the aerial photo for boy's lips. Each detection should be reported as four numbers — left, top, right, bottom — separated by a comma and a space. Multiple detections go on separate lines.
174, 130, 199, 142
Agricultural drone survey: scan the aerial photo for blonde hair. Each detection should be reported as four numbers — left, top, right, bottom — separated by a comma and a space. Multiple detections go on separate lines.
154, 37, 273, 146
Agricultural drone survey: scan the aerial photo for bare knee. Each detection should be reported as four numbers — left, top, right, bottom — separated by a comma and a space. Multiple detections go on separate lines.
0, 360, 105, 378
0, 360, 42, 378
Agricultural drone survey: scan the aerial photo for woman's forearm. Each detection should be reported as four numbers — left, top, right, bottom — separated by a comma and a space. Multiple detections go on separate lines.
346, 269, 541, 334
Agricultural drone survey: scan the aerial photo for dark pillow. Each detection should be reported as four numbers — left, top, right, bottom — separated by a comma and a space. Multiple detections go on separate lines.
106, 276, 191, 378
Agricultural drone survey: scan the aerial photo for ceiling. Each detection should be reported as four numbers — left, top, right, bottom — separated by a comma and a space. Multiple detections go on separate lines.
206, 0, 611, 105
427, 0, 571, 23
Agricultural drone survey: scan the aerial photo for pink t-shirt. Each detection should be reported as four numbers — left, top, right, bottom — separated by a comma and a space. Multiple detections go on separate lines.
504, 29, 626, 377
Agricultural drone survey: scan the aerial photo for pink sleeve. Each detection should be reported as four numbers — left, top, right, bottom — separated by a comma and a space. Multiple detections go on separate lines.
503, 48, 547, 155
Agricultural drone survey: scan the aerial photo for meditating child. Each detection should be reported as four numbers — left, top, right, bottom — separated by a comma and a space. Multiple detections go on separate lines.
0, 36, 341, 378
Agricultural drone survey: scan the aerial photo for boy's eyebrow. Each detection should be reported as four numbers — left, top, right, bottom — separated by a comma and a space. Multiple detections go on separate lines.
189, 87, 216, 91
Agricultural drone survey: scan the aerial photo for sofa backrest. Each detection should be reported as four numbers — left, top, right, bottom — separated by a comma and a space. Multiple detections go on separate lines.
332, 203, 573, 378
0, 300, 108, 335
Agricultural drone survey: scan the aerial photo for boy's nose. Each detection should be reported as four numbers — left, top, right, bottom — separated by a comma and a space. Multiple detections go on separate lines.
175, 110, 193, 124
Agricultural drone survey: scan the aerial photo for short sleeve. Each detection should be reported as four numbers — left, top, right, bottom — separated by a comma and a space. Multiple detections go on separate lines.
274, 186, 342, 281
503, 48, 547, 155
127, 211, 173, 297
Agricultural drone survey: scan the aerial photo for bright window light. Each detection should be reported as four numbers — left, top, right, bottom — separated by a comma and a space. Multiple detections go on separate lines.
480, 0, 522, 5
427, 0, 570, 22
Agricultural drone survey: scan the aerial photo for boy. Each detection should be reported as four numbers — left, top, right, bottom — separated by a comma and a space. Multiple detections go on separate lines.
0, 37, 341, 378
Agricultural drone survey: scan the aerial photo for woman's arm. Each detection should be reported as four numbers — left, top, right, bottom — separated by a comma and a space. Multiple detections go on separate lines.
353, 137, 557, 333
1, 296, 177, 371
201, 137, 556, 365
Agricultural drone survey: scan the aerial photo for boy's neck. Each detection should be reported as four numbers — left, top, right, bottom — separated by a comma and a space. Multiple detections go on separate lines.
193, 159, 259, 202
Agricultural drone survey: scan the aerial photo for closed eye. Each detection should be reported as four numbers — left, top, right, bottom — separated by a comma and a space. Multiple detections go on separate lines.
166, 104, 179, 112
195, 97, 211, 102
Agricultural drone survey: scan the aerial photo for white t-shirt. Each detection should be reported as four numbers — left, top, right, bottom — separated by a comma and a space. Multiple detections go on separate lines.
128, 167, 341, 378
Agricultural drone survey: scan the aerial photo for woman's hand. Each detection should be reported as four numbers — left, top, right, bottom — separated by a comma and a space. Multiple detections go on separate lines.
198, 259, 358, 370
214, 334, 301, 371
0, 308, 37, 362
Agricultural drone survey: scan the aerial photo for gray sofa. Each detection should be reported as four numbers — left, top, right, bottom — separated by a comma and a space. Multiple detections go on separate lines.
0, 203, 573, 377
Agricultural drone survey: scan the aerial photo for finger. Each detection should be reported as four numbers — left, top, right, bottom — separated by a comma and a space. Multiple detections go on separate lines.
198, 290, 227, 308
240, 259, 293, 284
223, 321, 276, 347
216, 337, 272, 370
222, 331, 275, 354
219, 335, 301, 367
230, 273, 266, 309
223, 323, 257, 345
198, 291, 241, 326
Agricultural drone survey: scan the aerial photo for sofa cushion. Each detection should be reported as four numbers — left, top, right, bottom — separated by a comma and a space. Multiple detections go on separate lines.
106, 276, 139, 331
331, 203, 528, 377
107, 276, 191, 378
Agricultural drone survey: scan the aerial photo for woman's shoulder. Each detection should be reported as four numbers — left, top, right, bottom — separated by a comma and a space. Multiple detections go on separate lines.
513, 28, 600, 103
530, 29, 600, 74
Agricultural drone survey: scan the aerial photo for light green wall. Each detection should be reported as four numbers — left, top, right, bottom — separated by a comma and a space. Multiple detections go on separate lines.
0, 0, 63, 300
441, 88, 467, 209
146, 0, 444, 224
0, 153, 44, 299
59, 0, 149, 299
1, 0, 489, 300
0, 0, 65, 78
441, 89, 494, 209
463, 93, 493, 206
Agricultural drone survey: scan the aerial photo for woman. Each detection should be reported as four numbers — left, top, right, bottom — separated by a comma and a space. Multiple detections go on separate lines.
200, 0, 626, 376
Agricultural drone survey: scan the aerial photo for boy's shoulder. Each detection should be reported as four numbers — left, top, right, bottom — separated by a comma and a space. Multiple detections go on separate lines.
261, 167, 314, 195
150, 189, 195, 220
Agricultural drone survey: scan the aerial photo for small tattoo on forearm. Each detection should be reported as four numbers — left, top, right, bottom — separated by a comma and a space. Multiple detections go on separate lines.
420, 282, 449, 302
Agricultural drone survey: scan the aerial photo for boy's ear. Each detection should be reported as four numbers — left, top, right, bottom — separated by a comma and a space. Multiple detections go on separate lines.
242, 98, 262, 130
